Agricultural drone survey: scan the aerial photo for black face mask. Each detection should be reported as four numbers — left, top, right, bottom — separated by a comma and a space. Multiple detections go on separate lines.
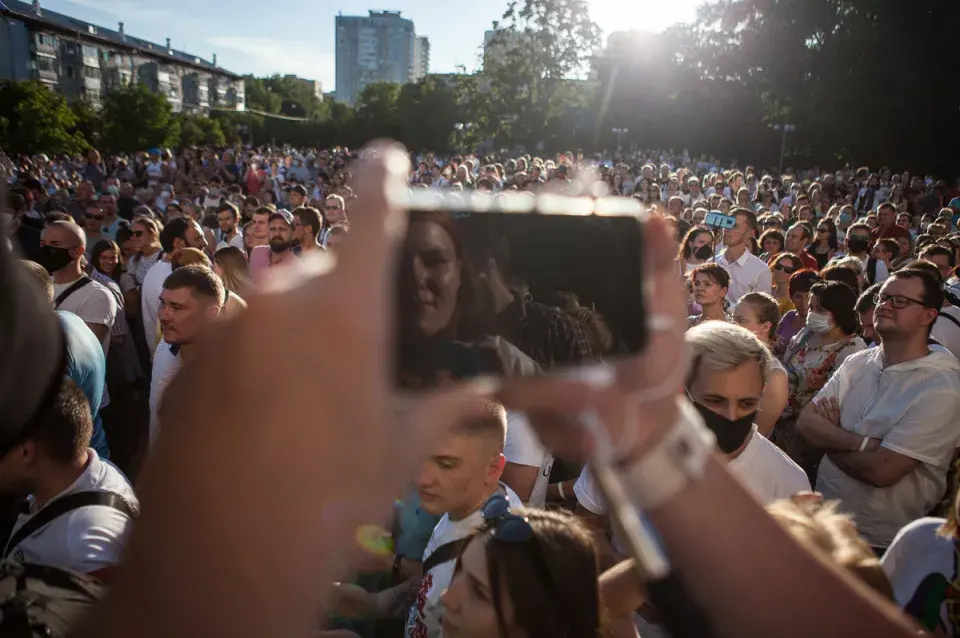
846, 238, 869, 254
37, 245, 74, 274
691, 400, 756, 454
694, 245, 714, 261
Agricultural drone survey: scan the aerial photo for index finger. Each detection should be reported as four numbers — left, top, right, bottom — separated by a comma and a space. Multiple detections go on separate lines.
337, 141, 410, 291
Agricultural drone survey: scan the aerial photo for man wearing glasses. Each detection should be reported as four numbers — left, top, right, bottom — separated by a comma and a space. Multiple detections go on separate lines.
797, 268, 960, 555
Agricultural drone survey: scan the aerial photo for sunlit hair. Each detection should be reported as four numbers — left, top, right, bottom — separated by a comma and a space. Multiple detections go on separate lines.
737, 292, 781, 341
213, 246, 253, 295
685, 321, 772, 387
768, 498, 893, 600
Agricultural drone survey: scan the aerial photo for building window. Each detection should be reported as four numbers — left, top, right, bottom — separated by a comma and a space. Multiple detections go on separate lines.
83, 65, 101, 79
82, 45, 98, 58
64, 43, 78, 55
66, 66, 75, 78
84, 89, 101, 102
36, 33, 57, 47
36, 56, 58, 74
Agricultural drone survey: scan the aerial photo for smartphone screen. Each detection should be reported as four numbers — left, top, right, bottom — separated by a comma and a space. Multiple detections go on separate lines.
394, 197, 647, 390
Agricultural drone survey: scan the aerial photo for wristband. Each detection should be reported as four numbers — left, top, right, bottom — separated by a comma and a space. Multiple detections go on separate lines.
858, 435, 871, 452
616, 398, 716, 512
557, 481, 567, 501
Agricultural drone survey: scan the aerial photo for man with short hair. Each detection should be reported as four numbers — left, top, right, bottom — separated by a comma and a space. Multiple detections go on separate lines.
292, 206, 324, 253
149, 265, 225, 447
81, 202, 105, 261
872, 238, 899, 271
798, 268, 960, 553
99, 193, 122, 241
784, 222, 820, 271
248, 210, 298, 281
140, 217, 208, 352
67, 180, 95, 221
872, 202, 911, 243
250, 206, 272, 247
715, 208, 773, 307
329, 403, 520, 637
215, 202, 245, 251
288, 184, 308, 210
39, 221, 117, 355
0, 378, 136, 578
844, 222, 888, 287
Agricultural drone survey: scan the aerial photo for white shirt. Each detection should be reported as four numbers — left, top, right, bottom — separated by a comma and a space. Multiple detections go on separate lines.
128, 249, 164, 288
6, 449, 137, 574
149, 340, 182, 448
931, 306, 960, 358
728, 426, 810, 501
814, 345, 960, 547
715, 248, 773, 308
405, 485, 521, 638
53, 276, 117, 358
140, 260, 173, 355
216, 229, 246, 252
504, 412, 554, 508
882, 517, 955, 633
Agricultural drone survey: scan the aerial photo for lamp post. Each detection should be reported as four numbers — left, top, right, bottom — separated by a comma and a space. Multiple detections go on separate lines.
612, 127, 628, 152
772, 123, 796, 175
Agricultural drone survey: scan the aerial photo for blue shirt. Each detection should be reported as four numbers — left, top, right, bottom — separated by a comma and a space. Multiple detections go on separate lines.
394, 489, 442, 561
57, 311, 110, 459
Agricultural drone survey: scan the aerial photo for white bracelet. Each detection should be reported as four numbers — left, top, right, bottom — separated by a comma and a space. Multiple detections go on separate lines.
858, 435, 871, 452
616, 398, 716, 512
557, 481, 567, 501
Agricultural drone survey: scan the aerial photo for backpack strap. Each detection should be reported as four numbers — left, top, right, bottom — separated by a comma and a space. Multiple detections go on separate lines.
867, 257, 878, 285
4, 491, 138, 559
938, 311, 960, 330
421, 538, 470, 575
53, 277, 93, 309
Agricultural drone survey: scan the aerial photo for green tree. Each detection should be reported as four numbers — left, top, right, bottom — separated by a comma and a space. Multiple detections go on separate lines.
178, 115, 226, 147
353, 82, 402, 144
483, 0, 601, 151
68, 99, 102, 148
101, 82, 179, 152
395, 77, 459, 152
0, 80, 88, 155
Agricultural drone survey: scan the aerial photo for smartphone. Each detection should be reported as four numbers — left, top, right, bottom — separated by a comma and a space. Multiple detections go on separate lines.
394, 190, 647, 389
704, 211, 736, 230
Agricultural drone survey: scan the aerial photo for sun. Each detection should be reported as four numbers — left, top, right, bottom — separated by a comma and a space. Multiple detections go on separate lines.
586, 0, 702, 38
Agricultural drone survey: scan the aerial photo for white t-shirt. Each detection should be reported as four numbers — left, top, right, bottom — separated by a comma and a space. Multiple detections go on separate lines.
128, 250, 164, 288
405, 484, 521, 638
140, 260, 173, 354
882, 517, 956, 634
504, 411, 554, 508
931, 306, 960, 358
727, 426, 810, 501
6, 449, 137, 574
216, 229, 246, 252
53, 277, 117, 358
149, 340, 182, 448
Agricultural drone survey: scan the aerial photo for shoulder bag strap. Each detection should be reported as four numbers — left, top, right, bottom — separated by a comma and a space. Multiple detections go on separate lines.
4, 491, 139, 559
421, 538, 470, 575
938, 311, 960, 329
54, 276, 93, 309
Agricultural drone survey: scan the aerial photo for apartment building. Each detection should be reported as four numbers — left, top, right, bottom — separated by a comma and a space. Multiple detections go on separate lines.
0, 0, 244, 112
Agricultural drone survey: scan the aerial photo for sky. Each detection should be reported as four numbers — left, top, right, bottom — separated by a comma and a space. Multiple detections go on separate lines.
42, 0, 702, 91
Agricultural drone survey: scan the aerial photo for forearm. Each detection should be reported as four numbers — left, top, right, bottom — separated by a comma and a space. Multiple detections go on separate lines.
546, 478, 577, 503
600, 559, 645, 617
642, 455, 915, 638
796, 409, 863, 451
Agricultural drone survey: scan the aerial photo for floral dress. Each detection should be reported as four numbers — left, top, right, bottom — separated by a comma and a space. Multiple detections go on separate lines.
776, 328, 866, 477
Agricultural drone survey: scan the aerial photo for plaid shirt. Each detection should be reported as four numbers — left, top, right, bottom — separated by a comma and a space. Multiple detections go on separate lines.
496, 295, 597, 370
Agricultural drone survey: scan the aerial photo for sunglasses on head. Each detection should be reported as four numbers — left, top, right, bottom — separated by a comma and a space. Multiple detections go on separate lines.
480, 492, 532, 542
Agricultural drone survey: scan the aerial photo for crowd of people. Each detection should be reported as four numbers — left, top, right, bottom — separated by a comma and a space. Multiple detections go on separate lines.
2, 142, 960, 637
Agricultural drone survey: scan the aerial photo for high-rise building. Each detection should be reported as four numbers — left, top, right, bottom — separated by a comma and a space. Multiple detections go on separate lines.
335, 10, 418, 105
413, 36, 430, 81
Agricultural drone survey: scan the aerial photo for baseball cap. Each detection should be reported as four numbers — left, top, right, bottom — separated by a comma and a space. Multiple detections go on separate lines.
269, 209, 294, 227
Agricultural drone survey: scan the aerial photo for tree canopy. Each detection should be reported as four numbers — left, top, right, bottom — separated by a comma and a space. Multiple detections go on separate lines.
100, 82, 179, 152
0, 81, 88, 155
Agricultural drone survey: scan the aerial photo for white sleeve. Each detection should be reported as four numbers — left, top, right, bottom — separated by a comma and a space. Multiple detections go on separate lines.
572, 464, 607, 515
504, 411, 545, 468
881, 389, 960, 467
141, 266, 162, 347
755, 264, 773, 295
80, 287, 117, 330
875, 259, 889, 283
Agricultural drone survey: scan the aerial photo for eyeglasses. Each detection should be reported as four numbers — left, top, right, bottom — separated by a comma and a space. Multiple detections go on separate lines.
774, 263, 797, 274
817, 227, 829, 234
88, 214, 104, 221
480, 493, 532, 542
874, 293, 928, 309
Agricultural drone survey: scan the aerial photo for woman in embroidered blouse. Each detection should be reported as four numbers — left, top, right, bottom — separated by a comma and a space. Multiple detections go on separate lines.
687, 263, 731, 328
777, 281, 866, 478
